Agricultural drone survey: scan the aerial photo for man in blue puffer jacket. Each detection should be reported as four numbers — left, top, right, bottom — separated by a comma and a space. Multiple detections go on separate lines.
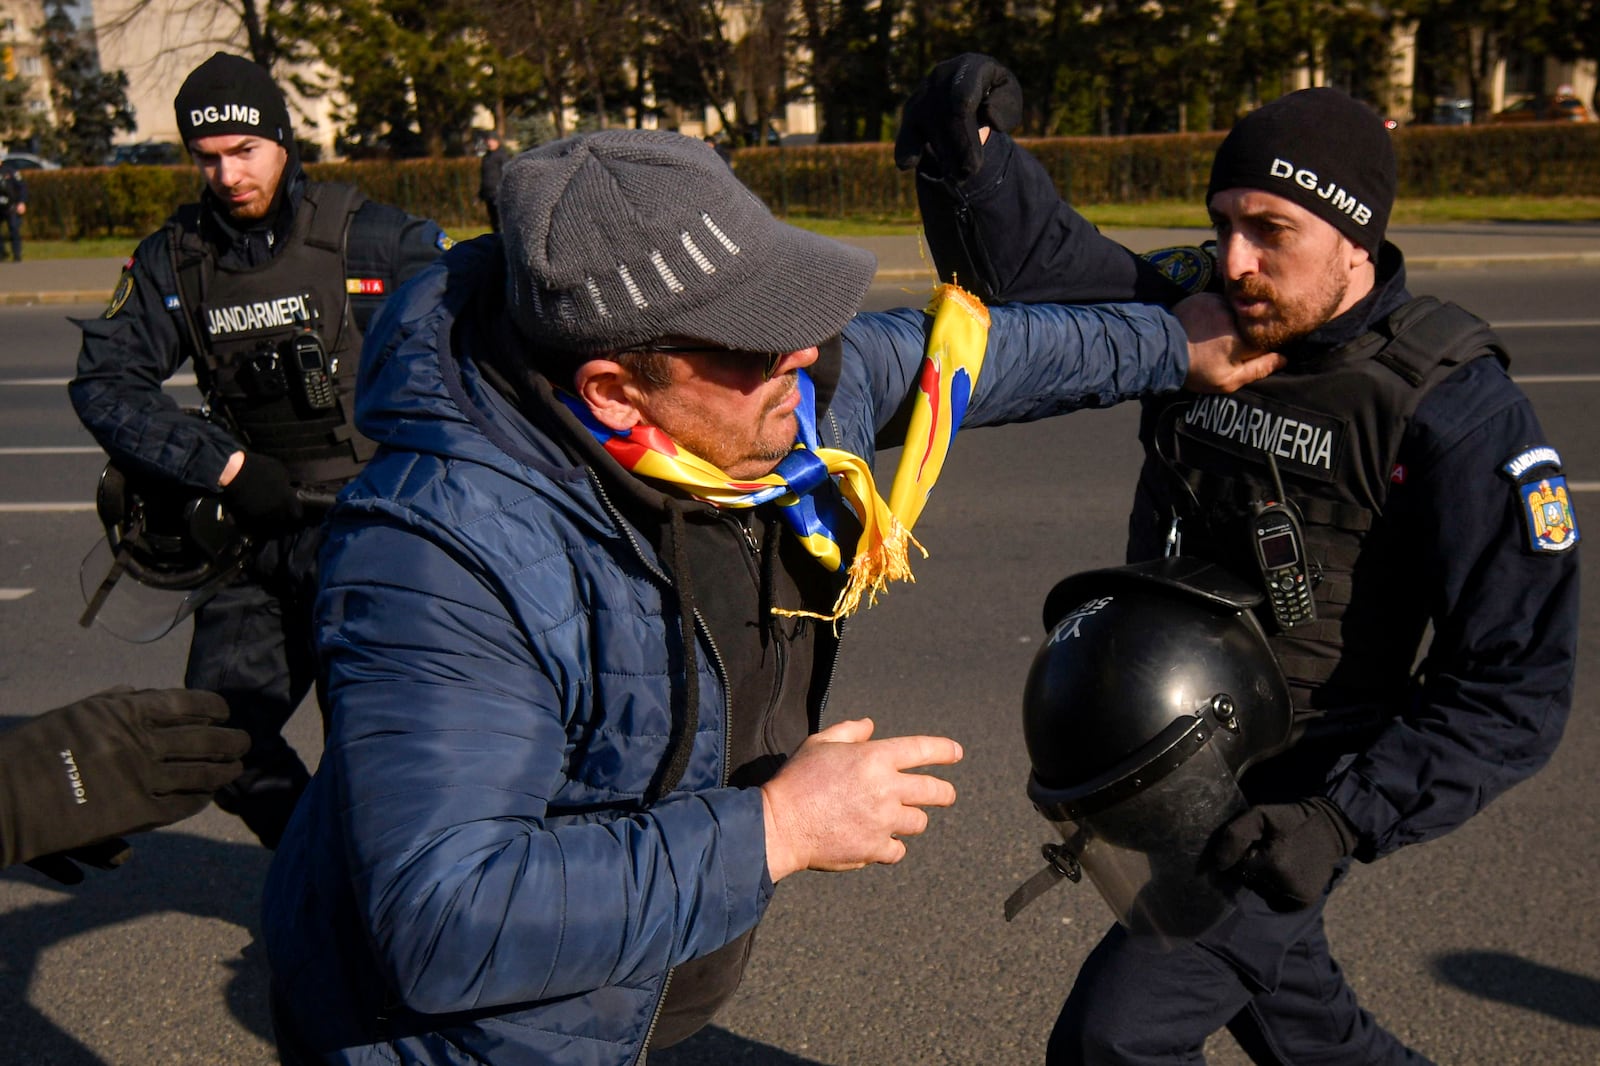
262, 129, 1280, 1066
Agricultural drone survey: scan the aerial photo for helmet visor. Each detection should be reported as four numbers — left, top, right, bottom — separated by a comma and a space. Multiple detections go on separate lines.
78, 536, 231, 643
1055, 740, 1246, 946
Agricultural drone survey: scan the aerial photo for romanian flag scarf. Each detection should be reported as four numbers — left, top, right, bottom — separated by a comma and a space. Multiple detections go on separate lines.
560, 284, 991, 621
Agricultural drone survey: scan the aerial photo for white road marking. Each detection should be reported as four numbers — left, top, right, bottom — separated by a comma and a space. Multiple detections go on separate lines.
0, 374, 199, 387
0, 588, 33, 601
0, 502, 97, 512
1493, 320, 1600, 329
1514, 374, 1600, 384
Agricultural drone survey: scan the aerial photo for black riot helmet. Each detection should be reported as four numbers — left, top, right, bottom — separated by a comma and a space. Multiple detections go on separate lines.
1012, 557, 1294, 943
93, 463, 242, 588
79, 463, 248, 642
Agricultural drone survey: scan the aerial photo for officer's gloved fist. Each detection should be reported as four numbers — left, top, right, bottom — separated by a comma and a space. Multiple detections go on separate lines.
1207, 797, 1357, 912
0, 687, 250, 883
222, 452, 304, 537
894, 52, 1024, 182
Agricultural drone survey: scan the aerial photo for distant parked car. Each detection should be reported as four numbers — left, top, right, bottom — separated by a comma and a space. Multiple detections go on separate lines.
2, 152, 61, 170
740, 121, 783, 147
1425, 98, 1475, 126
1492, 94, 1594, 123
108, 141, 185, 166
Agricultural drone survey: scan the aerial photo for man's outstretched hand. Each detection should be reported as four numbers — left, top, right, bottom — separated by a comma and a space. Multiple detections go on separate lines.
1177, 293, 1285, 393
0, 687, 249, 883
760, 717, 962, 882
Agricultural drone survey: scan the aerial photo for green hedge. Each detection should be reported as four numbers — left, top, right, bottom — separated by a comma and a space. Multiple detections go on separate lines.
1394, 124, 1600, 197
25, 164, 201, 241
728, 142, 921, 220
308, 158, 481, 231
732, 124, 1600, 213
20, 157, 485, 241
727, 132, 1226, 216
19, 124, 1600, 240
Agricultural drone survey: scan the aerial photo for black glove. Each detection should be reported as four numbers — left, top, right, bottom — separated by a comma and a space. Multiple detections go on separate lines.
221, 452, 304, 536
1207, 798, 1357, 912
894, 52, 1024, 181
0, 687, 250, 883
24, 839, 134, 886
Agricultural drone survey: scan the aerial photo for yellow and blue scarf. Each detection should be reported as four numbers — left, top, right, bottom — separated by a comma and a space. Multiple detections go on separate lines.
561, 284, 990, 621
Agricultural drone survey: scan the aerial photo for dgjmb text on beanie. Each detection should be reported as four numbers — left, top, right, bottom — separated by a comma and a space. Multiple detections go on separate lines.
174, 52, 292, 146
1206, 87, 1396, 258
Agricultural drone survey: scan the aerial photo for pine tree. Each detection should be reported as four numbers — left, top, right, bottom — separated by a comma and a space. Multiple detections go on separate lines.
38, 1, 136, 166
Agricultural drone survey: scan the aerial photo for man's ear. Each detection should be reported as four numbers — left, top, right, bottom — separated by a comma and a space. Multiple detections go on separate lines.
573, 359, 645, 432
1348, 236, 1374, 271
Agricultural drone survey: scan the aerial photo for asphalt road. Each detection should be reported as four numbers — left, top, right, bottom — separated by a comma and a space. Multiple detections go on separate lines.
1, 263, 1596, 1064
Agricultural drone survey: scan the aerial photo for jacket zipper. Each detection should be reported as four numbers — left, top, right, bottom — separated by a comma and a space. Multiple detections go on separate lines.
634, 969, 672, 1065
587, 470, 738, 786
590, 472, 730, 1065
814, 617, 844, 728
733, 511, 801, 773
813, 409, 851, 725
693, 604, 736, 789
736, 511, 760, 556
952, 196, 1000, 299
588, 471, 672, 584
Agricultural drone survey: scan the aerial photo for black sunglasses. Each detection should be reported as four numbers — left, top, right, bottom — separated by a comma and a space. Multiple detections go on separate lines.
644, 342, 786, 381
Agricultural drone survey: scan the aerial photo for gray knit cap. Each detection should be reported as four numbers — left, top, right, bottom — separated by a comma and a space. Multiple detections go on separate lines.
500, 129, 878, 356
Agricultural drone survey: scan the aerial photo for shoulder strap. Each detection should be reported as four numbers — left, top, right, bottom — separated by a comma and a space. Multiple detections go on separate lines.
298, 182, 366, 354
167, 205, 219, 396
1354, 296, 1507, 515
1370, 295, 1508, 386
299, 182, 365, 253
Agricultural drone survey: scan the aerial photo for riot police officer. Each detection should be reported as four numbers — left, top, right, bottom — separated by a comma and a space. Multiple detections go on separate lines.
898, 56, 1579, 1064
69, 52, 450, 848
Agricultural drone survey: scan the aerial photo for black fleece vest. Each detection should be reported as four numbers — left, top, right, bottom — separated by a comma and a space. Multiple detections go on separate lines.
1154, 297, 1506, 720
170, 182, 373, 485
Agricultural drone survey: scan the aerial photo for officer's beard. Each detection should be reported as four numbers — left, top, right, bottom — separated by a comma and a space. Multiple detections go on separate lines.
1226, 251, 1350, 353
223, 141, 297, 226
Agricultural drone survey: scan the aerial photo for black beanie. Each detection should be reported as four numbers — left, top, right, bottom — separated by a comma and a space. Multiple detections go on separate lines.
174, 52, 292, 147
1207, 87, 1395, 258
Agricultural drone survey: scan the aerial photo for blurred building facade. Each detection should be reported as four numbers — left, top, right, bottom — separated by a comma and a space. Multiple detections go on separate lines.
6, 2, 1597, 158
77, 0, 340, 158
0, 0, 56, 138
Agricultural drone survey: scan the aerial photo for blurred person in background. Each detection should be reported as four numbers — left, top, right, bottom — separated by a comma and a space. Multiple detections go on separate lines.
480, 131, 510, 232
0, 161, 26, 262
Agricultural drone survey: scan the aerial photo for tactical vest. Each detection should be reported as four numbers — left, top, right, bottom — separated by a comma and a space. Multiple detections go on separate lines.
169, 182, 374, 486
1150, 297, 1507, 726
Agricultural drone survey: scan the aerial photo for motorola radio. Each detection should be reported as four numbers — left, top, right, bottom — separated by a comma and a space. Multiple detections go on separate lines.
1249, 453, 1315, 630
289, 329, 338, 411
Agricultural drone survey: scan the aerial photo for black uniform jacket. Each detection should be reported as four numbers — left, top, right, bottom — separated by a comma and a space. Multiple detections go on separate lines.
69, 169, 447, 494
916, 132, 1579, 861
